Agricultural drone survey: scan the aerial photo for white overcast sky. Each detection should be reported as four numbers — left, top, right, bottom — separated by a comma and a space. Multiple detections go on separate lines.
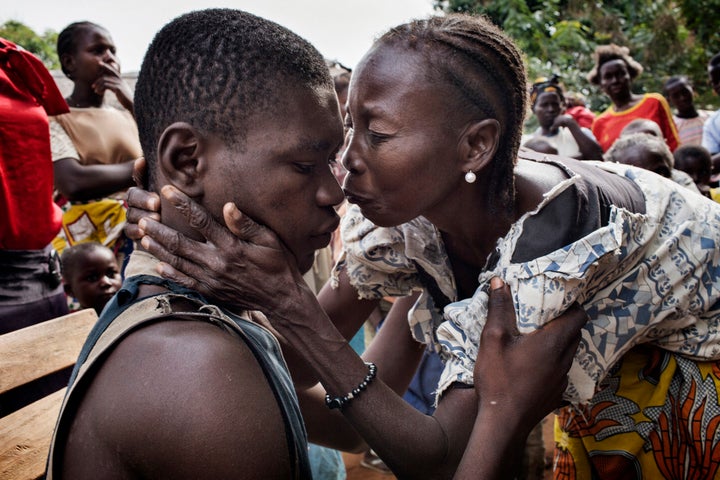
4, 0, 438, 72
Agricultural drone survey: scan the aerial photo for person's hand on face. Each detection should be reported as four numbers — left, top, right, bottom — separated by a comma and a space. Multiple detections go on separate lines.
132, 184, 305, 311
474, 277, 586, 428
125, 157, 161, 241
93, 60, 134, 112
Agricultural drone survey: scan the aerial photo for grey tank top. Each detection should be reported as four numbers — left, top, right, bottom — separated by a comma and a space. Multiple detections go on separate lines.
47, 274, 312, 479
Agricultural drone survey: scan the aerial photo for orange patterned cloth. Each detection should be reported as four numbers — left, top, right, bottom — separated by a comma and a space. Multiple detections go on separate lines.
554, 345, 720, 479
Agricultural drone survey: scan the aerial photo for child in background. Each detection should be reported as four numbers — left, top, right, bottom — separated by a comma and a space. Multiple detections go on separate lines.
617, 121, 701, 192
663, 75, 713, 146
60, 242, 121, 314
674, 144, 717, 200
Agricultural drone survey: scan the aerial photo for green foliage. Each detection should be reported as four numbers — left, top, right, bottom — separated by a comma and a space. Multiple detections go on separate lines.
0, 20, 59, 70
433, 0, 720, 122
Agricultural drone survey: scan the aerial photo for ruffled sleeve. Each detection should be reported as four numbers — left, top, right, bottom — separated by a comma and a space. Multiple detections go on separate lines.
331, 204, 423, 299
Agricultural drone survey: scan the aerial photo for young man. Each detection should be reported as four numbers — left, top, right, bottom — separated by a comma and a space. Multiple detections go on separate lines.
49, 9, 585, 480
47, 9, 344, 479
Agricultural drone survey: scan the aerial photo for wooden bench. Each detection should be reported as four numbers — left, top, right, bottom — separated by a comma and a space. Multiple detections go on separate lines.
0, 309, 97, 480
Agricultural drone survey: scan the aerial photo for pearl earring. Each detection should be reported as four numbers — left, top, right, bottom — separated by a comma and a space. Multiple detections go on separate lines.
465, 171, 476, 184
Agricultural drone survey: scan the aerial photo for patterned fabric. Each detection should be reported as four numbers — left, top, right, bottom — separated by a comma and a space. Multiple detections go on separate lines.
592, 93, 680, 152
51, 198, 127, 251
333, 158, 720, 405
554, 345, 720, 479
49, 106, 140, 258
674, 110, 713, 146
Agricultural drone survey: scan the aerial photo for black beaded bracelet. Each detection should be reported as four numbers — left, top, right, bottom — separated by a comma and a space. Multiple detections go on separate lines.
325, 362, 378, 410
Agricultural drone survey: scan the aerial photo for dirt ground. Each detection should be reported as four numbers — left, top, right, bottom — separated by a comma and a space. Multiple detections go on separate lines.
343, 414, 557, 480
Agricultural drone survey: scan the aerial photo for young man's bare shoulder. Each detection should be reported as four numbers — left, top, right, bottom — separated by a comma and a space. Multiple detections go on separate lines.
61, 315, 292, 479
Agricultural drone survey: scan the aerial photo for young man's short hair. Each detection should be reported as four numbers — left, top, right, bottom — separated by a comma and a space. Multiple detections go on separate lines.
134, 8, 334, 189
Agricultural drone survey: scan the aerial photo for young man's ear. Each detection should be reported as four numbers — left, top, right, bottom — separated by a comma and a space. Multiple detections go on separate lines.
458, 118, 501, 175
156, 122, 207, 198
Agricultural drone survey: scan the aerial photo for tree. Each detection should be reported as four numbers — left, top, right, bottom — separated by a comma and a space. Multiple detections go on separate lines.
434, 0, 720, 115
0, 20, 59, 70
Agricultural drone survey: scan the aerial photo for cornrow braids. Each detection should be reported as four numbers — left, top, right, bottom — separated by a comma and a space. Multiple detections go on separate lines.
530, 79, 565, 107
375, 14, 527, 214
134, 8, 333, 190
57, 21, 104, 77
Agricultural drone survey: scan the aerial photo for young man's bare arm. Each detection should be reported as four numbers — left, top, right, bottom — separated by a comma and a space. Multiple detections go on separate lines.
60, 319, 293, 479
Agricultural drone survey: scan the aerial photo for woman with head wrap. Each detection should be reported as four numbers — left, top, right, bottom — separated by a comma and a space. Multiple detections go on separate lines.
522, 78, 603, 159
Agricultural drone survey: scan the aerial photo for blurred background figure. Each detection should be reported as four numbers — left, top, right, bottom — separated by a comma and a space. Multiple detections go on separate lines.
327, 59, 352, 188
60, 242, 121, 315
620, 118, 663, 138
605, 132, 699, 193
564, 90, 595, 129
663, 75, 712, 146
673, 144, 716, 200
522, 78, 603, 160
50, 21, 141, 274
703, 53, 720, 182
522, 137, 559, 155
0, 38, 69, 333
0, 36, 71, 416
588, 44, 679, 152
618, 119, 699, 191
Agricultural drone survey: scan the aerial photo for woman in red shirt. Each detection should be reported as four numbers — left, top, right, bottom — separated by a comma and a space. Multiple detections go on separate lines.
588, 44, 679, 152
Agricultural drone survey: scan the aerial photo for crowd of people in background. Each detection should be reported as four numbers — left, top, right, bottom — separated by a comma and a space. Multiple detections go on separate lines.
522, 45, 720, 206
1, 8, 720, 480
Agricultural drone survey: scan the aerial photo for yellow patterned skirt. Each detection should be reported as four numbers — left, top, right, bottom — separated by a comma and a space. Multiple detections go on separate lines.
554, 345, 720, 479
52, 198, 127, 255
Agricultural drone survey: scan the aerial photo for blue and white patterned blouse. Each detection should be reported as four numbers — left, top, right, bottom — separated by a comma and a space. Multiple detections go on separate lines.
331, 159, 720, 404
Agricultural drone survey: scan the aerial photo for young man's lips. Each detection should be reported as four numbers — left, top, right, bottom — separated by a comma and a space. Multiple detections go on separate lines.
312, 217, 340, 241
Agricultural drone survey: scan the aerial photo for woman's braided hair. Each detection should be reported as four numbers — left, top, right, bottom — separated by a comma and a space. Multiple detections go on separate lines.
375, 14, 528, 213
